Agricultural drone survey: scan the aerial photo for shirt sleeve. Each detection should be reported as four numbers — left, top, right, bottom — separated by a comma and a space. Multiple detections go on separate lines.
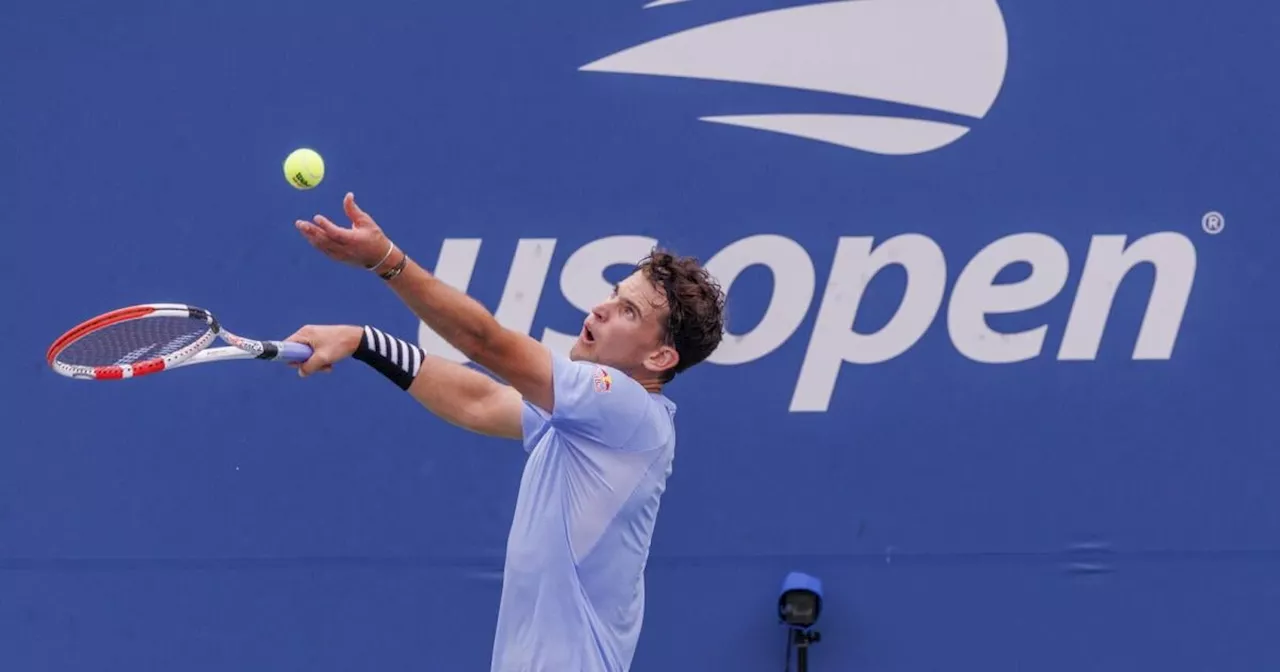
520, 400, 551, 453
545, 353, 652, 450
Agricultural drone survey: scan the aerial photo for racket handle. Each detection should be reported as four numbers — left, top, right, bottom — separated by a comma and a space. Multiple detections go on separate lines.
276, 342, 314, 362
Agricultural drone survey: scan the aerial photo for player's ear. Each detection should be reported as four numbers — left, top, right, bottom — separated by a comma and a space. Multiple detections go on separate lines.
644, 345, 679, 376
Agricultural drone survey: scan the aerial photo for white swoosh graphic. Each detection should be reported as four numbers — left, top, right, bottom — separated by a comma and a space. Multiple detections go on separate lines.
581, 0, 1008, 154
701, 114, 971, 155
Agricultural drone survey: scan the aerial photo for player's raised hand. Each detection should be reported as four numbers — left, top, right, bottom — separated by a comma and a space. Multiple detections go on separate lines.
296, 192, 395, 270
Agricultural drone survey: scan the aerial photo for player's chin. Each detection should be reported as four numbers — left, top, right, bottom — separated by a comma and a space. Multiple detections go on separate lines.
568, 341, 594, 363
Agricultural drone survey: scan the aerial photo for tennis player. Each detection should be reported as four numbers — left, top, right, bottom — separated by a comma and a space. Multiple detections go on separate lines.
286, 193, 726, 672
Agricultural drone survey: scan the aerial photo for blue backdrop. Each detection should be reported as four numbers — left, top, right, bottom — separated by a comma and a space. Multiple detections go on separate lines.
4, 0, 1278, 670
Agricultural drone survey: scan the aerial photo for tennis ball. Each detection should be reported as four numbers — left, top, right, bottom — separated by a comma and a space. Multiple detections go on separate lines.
284, 148, 324, 190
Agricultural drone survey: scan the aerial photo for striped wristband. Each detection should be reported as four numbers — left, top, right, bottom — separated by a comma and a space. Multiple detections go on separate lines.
352, 325, 424, 390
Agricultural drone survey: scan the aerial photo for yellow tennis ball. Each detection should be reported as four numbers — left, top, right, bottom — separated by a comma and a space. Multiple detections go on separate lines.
283, 148, 324, 190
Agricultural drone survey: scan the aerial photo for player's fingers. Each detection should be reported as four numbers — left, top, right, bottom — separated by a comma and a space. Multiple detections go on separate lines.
344, 192, 373, 229
295, 220, 331, 245
297, 354, 328, 377
311, 214, 355, 241
301, 217, 352, 251
285, 328, 322, 377
296, 224, 344, 256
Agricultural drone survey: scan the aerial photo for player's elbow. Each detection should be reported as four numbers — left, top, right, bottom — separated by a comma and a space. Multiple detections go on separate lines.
461, 321, 527, 372
456, 317, 505, 363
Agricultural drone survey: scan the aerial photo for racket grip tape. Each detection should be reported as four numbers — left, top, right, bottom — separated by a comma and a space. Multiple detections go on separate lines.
352, 325, 424, 390
276, 342, 314, 362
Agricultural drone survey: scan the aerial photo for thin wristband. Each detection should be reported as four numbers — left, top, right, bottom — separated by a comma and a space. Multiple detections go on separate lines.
379, 252, 409, 280
352, 325, 424, 390
365, 241, 395, 271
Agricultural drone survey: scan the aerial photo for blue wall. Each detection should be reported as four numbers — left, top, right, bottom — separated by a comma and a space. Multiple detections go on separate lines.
5, 1, 1279, 670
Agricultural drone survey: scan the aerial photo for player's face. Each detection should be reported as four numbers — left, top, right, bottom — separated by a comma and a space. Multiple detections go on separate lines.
570, 271, 677, 378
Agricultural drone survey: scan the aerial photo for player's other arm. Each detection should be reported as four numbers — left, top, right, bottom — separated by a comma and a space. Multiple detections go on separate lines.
289, 324, 523, 440
405, 350, 524, 440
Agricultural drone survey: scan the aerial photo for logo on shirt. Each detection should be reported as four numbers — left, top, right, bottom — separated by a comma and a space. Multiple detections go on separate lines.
593, 367, 613, 393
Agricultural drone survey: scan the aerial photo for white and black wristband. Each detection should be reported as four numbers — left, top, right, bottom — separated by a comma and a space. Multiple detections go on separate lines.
352, 325, 425, 390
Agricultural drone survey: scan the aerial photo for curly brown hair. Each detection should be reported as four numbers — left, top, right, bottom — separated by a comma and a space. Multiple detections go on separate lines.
634, 247, 727, 382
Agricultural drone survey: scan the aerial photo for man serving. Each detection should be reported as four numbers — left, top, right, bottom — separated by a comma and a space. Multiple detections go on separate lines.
287, 193, 727, 672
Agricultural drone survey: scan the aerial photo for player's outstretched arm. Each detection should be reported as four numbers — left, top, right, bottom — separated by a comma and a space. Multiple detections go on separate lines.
379, 263, 554, 414
294, 193, 557, 415
286, 324, 524, 440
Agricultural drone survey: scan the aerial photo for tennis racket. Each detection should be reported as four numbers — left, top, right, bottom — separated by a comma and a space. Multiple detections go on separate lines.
46, 303, 313, 380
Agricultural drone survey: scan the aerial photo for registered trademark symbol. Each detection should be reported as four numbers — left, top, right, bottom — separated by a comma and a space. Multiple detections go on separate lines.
1202, 211, 1225, 235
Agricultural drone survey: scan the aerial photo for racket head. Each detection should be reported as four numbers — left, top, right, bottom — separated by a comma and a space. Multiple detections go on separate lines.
46, 303, 219, 380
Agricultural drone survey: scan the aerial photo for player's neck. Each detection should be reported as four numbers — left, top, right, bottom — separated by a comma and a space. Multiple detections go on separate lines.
627, 369, 665, 394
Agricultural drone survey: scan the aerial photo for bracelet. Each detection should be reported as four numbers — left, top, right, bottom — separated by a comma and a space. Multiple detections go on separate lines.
365, 241, 395, 272
352, 325, 424, 390
379, 252, 409, 280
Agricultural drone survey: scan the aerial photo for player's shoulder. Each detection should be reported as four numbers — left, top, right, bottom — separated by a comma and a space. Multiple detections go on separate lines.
549, 356, 677, 447
583, 361, 629, 395
571, 360, 665, 409
595, 364, 679, 440
554, 355, 641, 397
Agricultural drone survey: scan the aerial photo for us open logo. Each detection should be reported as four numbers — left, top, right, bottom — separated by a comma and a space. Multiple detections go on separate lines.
580, 0, 1009, 155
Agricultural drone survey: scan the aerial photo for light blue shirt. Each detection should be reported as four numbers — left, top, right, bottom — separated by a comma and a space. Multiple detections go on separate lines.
490, 352, 678, 672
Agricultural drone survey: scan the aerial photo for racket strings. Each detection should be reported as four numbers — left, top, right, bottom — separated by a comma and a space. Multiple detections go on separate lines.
55, 316, 211, 367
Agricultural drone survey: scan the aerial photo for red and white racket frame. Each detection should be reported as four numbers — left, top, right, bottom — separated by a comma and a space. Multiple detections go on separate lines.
46, 303, 313, 381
